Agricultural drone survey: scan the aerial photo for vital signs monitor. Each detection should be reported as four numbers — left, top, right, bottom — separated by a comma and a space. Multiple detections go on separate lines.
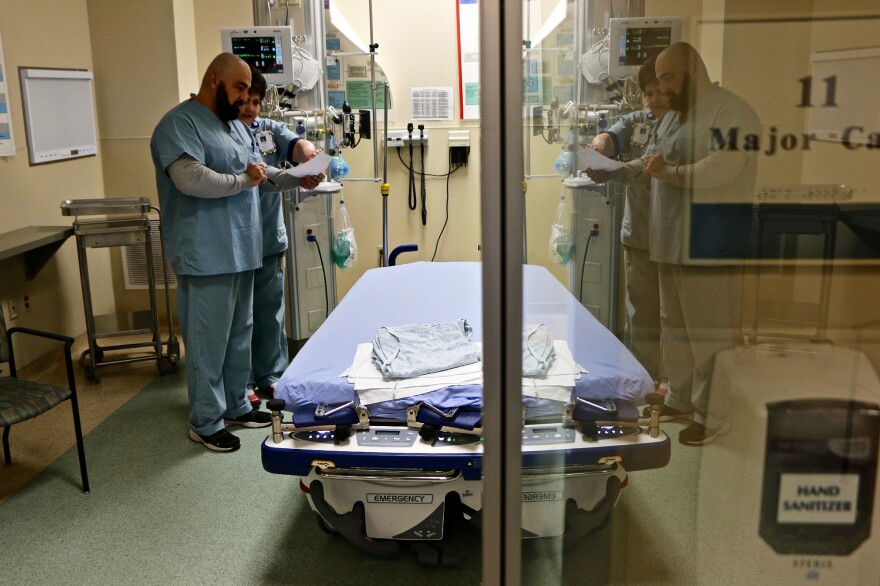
608, 17, 682, 78
221, 26, 294, 85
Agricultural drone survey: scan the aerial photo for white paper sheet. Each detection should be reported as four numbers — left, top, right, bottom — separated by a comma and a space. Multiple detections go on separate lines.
281, 152, 332, 177
578, 147, 626, 171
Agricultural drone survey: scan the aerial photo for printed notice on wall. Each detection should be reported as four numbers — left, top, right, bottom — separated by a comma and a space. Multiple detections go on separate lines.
457, 0, 480, 119
0, 30, 15, 156
411, 87, 453, 120
777, 473, 859, 525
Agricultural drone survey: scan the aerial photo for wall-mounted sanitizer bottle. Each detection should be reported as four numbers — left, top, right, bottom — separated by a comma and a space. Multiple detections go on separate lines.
759, 399, 880, 555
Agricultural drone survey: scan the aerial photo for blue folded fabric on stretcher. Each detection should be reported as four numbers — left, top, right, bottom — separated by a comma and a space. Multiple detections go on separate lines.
274, 262, 653, 420
522, 323, 555, 375
371, 318, 480, 378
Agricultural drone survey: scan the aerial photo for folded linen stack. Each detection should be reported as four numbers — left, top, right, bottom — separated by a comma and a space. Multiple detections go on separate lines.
345, 321, 585, 405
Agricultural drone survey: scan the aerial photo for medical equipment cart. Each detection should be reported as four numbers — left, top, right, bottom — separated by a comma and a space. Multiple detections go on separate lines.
61, 198, 179, 382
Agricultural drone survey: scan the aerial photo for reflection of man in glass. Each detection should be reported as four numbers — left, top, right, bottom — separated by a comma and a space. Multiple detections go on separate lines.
585, 55, 670, 389
641, 42, 761, 446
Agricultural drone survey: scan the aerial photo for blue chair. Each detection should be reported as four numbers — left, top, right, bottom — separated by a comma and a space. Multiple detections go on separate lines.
0, 327, 89, 493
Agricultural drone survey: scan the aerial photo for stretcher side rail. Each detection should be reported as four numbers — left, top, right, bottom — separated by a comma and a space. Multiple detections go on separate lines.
406, 402, 484, 440
268, 399, 370, 443
564, 392, 665, 439
268, 392, 666, 444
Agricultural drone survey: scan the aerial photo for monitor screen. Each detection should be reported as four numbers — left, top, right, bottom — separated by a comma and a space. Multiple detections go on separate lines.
220, 26, 294, 85
608, 17, 682, 78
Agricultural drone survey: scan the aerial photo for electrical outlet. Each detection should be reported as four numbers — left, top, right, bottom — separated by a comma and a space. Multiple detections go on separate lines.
6, 296, 19, 321
304, 223, 322, 246
585, 218, 601, 236
23, 294, 31, 313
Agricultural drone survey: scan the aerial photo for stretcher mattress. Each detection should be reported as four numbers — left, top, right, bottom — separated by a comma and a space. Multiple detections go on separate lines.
274, 262, 653, 419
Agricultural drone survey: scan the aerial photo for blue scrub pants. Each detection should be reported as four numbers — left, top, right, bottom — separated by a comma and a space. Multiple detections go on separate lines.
177, 271, 255, 436
623, 245, 663, 381
658, 263, 742, 429
251, 252, 289, 389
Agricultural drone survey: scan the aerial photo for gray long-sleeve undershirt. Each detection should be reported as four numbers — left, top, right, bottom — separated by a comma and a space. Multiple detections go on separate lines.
167, 155, 253, 198
167, 155, 303, 197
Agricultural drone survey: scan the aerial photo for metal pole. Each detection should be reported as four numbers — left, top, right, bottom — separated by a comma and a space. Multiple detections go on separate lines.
480, 0, 524, 583
369, 0, 379, 180
382, 82, 390, 268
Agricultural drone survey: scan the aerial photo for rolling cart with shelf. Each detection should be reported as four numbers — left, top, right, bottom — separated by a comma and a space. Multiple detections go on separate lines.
60, 198, 179, 382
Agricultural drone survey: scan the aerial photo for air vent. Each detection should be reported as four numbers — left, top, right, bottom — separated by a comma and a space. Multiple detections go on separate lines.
122, 215, 176, 290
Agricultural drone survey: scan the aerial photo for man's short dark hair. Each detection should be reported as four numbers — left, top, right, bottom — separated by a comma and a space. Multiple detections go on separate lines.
249, 67, 267, 101
637, 54, 659, 93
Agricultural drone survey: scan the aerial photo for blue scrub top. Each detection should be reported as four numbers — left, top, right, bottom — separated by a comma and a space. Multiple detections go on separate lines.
250, 117, 298, 257
607, 109, 655, 251
151, 100, 262, 276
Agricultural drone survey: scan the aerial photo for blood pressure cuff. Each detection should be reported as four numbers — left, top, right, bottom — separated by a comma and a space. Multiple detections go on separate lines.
573, 398, 639, 423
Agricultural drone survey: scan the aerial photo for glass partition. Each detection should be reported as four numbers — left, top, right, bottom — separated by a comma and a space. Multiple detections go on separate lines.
510, 1, 880, 584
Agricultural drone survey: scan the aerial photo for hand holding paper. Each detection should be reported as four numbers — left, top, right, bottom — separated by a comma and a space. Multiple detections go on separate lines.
281, 152, 332, 178
577, 147, 625, 172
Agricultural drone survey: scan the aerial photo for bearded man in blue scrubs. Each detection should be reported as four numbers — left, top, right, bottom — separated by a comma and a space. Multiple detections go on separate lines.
150, 53, 272, 452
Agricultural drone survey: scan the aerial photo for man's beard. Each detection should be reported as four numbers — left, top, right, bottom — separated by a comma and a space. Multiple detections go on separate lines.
215, 82, 243, 122
668, 71, 694, 114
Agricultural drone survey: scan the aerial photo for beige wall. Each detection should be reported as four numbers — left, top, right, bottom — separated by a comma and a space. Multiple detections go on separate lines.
0, 0, 112, 365
87, 0, 188, 315
194, 0, 254, 81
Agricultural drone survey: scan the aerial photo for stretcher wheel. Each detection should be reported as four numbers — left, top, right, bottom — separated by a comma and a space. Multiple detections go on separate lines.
315, 513, 340, 535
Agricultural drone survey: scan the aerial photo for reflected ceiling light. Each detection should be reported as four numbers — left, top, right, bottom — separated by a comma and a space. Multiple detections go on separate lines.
329, 2, 369, 54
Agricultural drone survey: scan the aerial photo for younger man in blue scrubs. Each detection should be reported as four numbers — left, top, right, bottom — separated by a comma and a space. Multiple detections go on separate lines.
238, 69, 322, 406
150, 53, 271, 452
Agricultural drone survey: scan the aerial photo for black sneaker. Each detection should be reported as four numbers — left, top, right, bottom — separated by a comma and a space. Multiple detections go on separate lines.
188, 428, 241, 452
224, 409, 272, 428
641, 403, 695, 422
678, 421, 731, 446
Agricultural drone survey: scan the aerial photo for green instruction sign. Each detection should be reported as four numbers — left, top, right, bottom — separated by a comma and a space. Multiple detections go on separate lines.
465, 83, 480, 106
345, 81, 389, 110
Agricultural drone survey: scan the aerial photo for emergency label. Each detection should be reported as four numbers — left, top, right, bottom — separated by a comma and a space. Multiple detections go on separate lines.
777, 473, 859, 525
522, 491, 563, 502
366, 493, 433, 504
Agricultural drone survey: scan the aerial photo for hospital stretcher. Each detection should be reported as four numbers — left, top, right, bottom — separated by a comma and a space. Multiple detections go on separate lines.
262, 262, 670, 557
